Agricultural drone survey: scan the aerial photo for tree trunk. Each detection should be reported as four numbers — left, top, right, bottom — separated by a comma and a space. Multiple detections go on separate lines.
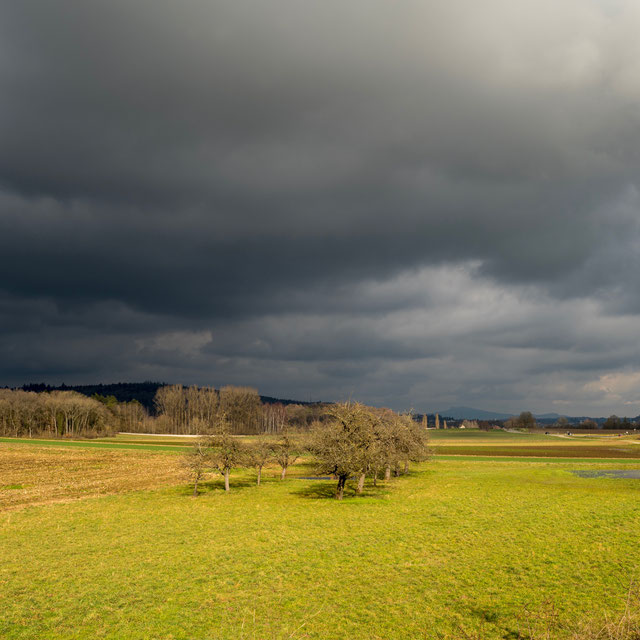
373, 470, 378, 487
193, 477, 199, 497
224, 469, 230, 492
404, 461, 409, 474
257, 467, 262, 486
393, 463, 400, 477
336, 475, 346, 500
356, 472, 366, 495
280, 467, 286, 480
384, 465, 391, 481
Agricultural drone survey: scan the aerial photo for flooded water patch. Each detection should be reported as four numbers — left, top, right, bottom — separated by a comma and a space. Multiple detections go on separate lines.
571, 469, 640, 479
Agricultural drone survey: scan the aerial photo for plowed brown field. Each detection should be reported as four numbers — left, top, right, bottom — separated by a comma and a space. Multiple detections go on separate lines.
0, 445, 184, 511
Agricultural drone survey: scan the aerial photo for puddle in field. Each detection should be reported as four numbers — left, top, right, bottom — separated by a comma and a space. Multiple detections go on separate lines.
571, 470, 640, 479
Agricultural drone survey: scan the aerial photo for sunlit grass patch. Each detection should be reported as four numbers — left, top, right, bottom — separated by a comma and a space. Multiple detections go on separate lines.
1, 451, 640, 639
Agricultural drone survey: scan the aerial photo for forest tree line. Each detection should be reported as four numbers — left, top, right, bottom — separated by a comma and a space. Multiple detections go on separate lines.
0, 385, 328, 438
152, 384, 326, 434
0, 389, 115, 438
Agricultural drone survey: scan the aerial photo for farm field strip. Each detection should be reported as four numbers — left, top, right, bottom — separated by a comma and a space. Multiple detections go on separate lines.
0, 437, 188, 452
431, 438, 640, 447
433, 445, 640, 458
4, 430, 640, 464
436, 454, 640, 463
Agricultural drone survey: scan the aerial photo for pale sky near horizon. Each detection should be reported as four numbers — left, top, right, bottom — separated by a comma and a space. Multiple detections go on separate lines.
2, 1, 640, 416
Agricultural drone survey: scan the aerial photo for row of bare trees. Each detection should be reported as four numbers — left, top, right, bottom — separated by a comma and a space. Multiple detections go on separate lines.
0, 389, 115, 438
153, 384, 266, 434
152, 384, 325, 435
184, 402, 430, 500
183, 429, 301, 495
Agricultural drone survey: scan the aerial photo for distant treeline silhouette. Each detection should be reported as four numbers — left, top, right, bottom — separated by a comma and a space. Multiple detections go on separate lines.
20, 382, 164, 412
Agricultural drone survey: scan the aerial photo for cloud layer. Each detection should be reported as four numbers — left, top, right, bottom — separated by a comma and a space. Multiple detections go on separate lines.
2, 0, 640, 414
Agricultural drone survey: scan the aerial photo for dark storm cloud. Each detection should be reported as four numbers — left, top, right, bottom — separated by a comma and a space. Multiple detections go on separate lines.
2, 0, 640, 413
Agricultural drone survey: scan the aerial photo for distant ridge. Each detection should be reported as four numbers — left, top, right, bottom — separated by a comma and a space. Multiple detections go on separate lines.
434, 406, 563, 421
436, 406, 515, 420
435, 407, 610, 423
21, 381, 165, 411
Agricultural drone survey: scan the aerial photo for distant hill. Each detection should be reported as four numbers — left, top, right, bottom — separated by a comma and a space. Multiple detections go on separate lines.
435, 407, 614, 424
21, 382, 165, 411
436, 406, 515, 420
257, 395, 318, 407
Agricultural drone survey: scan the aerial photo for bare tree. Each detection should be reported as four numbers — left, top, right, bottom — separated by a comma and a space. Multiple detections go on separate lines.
368, 408, 398, 483
247, 437, 272, 485
271, 432, 300, 480
381, 412, 430, 477
262, 403, 288, 434
219, 386, 262, 434
205, 426, 247, 492
309, 403, 430, 499
112, 399, 148, 432
154, 385, 187, 432
310, 402, 378, 500
200, 386, 220, 431
182, 438, 211, 496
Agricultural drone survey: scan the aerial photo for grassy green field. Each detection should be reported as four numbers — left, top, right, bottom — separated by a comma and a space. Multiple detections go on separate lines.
2, 432, 640, 639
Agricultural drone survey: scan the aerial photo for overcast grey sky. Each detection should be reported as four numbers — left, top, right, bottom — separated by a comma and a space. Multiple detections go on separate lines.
2, 0, 640, 415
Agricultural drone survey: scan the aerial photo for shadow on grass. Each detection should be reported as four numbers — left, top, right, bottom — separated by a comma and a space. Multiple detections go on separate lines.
292, 479, 392, 500
176, 477, 257, 497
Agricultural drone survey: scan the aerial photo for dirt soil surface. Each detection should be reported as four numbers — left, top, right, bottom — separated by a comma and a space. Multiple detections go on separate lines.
0, 444, 184, 511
